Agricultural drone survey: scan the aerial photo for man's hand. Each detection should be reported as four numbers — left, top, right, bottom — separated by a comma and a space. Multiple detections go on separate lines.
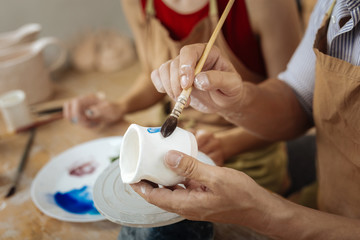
151, 44, 246, 114
131, 150, 273, 226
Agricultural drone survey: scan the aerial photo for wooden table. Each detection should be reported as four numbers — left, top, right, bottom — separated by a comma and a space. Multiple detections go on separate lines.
0, 61, 163, 240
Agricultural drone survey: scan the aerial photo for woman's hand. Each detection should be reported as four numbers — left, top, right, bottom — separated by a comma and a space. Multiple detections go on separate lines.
195, 130, 225, 166
63, 93, 126, 128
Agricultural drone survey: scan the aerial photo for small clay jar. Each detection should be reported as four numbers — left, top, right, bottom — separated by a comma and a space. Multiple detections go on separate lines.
119, 124, 198, 186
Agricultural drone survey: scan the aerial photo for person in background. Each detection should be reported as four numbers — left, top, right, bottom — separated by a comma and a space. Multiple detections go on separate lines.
65, 0, 302, 191
64, 1, 302, 239
130, 0, 360, 238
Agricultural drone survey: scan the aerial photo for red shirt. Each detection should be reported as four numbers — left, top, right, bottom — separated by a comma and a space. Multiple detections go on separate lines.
141, 0, 266, 76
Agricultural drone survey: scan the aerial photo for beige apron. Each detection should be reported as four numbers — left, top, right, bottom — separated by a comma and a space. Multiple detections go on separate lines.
313, 1, 360, 217
122, 0, 288, 194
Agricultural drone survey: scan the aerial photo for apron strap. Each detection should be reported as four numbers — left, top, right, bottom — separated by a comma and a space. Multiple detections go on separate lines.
146, 0, 218, 17
146, 0, 156, 17
209, 0, 218, 16
326, 0, 337, 17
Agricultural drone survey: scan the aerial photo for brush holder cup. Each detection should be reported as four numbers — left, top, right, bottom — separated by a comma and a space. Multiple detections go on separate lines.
0, 89, 34, 132
120, 124, 198, 186
0, 37, 67, 104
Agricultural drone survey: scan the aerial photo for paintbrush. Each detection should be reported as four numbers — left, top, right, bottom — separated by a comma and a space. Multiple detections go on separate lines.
35, 106, 63, 115
160, 0, 235, 138
5, 127, 36, 198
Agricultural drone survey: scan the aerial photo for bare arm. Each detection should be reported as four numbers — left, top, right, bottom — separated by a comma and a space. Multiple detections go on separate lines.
118, 0, 165, 113
151, 44, 311, 141
117, 72, 165, 114
225, 78, 311, 140
247, 0, 302, 77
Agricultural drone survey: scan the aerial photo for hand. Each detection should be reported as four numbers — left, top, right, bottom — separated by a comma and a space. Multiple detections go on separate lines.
131, 150, 274, 228
195, 130, 225, 166
63, 93, 126, 128
151, 44, 246, 115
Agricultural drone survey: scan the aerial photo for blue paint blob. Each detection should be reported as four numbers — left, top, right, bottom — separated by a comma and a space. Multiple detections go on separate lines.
147, 127, 161, 133
54, 186, 99, 215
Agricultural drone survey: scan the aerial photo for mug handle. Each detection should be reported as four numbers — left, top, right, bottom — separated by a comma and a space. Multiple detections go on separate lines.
32, 37, 67, 72
14, 23, 42, 42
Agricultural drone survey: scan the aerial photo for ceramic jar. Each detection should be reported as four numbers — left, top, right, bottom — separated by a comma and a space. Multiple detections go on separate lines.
120, 124, 198, 186
0, 37, 67, 104
0, 23, 41, 50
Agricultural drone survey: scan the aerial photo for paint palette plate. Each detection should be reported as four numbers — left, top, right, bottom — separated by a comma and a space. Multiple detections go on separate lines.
93, 152, 215, 227
31, 136, 122, 222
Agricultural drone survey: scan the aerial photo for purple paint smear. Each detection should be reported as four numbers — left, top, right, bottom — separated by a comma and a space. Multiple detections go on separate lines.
54, 186, 99, 215
69, 161, 98, 177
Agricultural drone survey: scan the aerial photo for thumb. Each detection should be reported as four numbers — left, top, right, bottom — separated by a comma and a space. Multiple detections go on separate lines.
165, 150, 215, 186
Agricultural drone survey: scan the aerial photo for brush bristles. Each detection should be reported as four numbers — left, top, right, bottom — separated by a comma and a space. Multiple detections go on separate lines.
160, 116, 178, 138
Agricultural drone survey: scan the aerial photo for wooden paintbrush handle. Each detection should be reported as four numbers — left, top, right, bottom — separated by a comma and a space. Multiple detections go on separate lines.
172, 0, 235, 117
170, 87, 192, 118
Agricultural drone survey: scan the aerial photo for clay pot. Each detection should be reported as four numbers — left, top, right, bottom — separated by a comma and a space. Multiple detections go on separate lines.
0, 23, 41, 50
0, 37, 67, 104
119, 124, 198, 186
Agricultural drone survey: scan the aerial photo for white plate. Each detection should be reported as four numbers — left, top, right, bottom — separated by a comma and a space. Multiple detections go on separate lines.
93, 151, 215, 228
31, 136, 122, 222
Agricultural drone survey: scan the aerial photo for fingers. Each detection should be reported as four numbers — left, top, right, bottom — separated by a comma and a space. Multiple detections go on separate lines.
62, 93, 101, 127
195, 70, 243, 97
131, 181, 189, 213
164, 150, 216, 188
151, 59, 183, 101
178, 44, 206, 88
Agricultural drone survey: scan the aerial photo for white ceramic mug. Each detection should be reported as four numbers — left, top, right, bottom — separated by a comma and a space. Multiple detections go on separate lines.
120, 124, 198, 186
0, 89, 34, 132
0, 37, 67, 104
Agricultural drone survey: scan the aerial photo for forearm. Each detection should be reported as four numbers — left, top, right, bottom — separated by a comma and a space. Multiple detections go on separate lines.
118, 73, 165, 114
215, 127, 272, 159
227, 187, 360, 240
219, 78, 311, 141
263, 194, 360, 239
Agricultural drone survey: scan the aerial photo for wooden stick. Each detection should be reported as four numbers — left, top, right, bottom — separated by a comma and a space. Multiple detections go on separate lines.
161, 0, 235, 137
173, 0, 235, 115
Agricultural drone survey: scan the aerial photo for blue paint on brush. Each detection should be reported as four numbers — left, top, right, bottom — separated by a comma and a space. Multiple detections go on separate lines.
54, 186, 99, 215
147, 127, 161, 133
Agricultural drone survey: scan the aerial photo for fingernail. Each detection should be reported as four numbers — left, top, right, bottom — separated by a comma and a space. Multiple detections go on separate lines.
180, 75, 188, 88
71, 117, 78, 124
194, 74, 209, 91
180, 65, 192, 88
85, 109, 94, 117
165, 151, 183, 168
96, 91, 106, 100
140, 185, 147, 195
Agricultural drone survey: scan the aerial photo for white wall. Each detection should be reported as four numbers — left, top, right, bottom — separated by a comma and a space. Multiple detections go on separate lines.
0, 0, 133, 46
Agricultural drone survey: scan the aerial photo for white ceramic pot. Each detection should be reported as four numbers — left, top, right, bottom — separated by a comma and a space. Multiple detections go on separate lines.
0, 37, 67, 104
120, 124, 198, 186
0, 89, 33, 132
0, 23, 41, 50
